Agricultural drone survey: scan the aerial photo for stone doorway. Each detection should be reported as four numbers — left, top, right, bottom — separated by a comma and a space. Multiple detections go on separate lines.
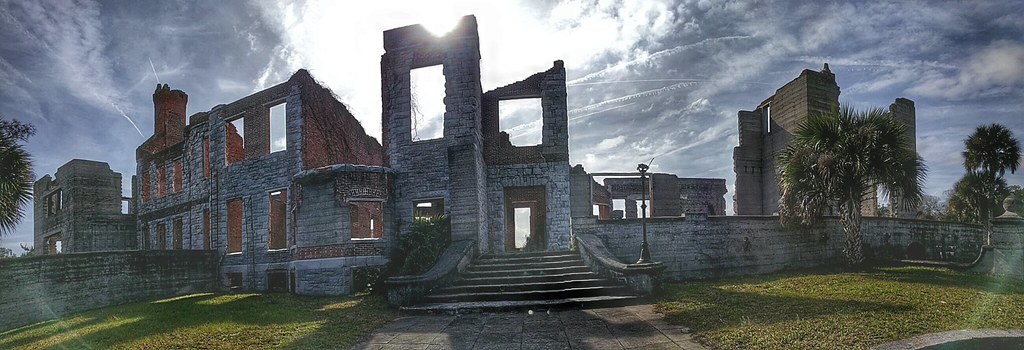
504, 186, 547, 252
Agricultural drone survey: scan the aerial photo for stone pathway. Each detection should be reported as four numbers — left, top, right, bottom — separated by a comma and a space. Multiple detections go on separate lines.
352, 304, 706, 349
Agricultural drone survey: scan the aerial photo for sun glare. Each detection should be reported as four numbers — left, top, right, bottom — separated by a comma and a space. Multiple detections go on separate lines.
421, 16, 460, 36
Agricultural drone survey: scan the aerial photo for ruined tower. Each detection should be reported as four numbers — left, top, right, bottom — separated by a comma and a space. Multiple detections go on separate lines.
733, 65, 918, 217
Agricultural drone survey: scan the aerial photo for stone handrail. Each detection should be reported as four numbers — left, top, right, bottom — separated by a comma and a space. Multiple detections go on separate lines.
574, 234, 665, 295
384, 239, 475, 306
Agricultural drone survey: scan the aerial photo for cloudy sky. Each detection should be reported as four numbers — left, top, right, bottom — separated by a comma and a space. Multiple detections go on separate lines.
1, 0, 1023, 251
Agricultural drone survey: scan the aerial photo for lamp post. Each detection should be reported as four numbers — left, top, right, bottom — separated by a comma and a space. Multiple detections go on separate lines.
636, 162, 651, 264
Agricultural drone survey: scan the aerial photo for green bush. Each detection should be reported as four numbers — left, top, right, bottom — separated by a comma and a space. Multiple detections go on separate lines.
389, 215, 451, 276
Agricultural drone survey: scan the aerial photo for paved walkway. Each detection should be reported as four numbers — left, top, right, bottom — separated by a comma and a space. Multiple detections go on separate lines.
353, 304, 706, 349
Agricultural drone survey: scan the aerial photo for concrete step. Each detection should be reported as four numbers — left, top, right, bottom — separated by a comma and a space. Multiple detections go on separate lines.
401, 295, 644, 315
474, 253, 582, 266
437, 278, 617, 294
424, 285, 634, 303
478, 250, 576, 259
467, 259, 585, 272
461, 265, 592, 279
458, 271, 602, 286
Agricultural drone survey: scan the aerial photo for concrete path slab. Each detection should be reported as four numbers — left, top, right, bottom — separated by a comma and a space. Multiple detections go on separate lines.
353, 304, 706, 350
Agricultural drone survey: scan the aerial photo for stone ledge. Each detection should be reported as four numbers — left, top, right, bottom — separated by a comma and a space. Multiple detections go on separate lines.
385, 239, 476, 306
574, 234, 665, 295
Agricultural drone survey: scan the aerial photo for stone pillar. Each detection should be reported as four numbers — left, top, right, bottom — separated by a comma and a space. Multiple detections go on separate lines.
978, 195, 1024, 279
625, 199, 637, 219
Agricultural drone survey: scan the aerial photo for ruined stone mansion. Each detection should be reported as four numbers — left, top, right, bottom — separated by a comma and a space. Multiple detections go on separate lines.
31, 16, 724, 295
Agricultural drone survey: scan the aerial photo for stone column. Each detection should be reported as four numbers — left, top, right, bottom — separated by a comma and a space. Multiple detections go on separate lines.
987, 195, 1024, 279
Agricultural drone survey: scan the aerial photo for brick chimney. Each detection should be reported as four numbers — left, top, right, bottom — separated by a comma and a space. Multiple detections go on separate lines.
152, 84, 188, 151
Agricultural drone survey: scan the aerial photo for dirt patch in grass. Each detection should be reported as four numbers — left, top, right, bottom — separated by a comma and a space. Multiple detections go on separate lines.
656, 266, 1024, 350
0, 292, 397, 350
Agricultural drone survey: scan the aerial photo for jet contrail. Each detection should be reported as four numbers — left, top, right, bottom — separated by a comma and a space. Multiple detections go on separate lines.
111, 103, 145, 137
568, 78, 773, 87
149, 58, 161, 84
568, 102, 636, 123
567, 35, 752, 85
568, 81, 699, 115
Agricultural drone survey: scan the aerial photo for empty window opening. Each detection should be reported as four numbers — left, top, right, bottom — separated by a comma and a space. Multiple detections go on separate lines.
513, 208, 531, 249
227, 272, 243, 289
268, 190, 287, 249
203, 137, 211, 177
269, 102, 287, 153
172, 159, 183, 193
612, 199, 626, 211
157, 165, 166, 198
121, 198, 130, 214
203, 208, 211, 250
499, 98, 543, 146
350, 200, 383, 239
410, 65, 445, 141
593, 205, 600, 216
226, 117, 246, 164
227, 198, 243, 253
46, 233, 62, 254
267, 270, 288, 292
413, 198, 445, 220
765, 104, 772, 134
142, 225, 150, 250
157, 223, 167, 250
45, 190, 62, 216
173, 218, 183, 250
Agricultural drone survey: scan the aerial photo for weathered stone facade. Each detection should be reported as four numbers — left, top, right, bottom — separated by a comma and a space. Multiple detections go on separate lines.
602, 174, 727, 218
33, 159, 135, 254
732, 65, 917, 216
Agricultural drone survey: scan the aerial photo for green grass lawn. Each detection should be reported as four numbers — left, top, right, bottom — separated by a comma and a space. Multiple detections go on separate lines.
0, 292, 397, 350
656, 266, 1024, 350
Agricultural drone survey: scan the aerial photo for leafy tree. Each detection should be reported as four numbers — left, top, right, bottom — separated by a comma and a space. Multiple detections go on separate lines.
0, 246, 13, 259
949, 124, 1020, 237
778, 105, 925, 265
916, 194, 946, 220
20, 243, 35, 257
0, 117, 35, 236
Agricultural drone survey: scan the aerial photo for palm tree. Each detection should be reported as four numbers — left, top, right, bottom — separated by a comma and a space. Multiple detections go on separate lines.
961, 124, 1021, 231
0, 117, 35, 236
946, 173, 1008, 223
778, 105, 925, 265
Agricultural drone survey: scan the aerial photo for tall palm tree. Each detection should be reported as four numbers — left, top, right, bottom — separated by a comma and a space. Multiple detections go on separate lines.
778, 105, 925, 265
961, 124, 1021, 230
0, 117, 34, 236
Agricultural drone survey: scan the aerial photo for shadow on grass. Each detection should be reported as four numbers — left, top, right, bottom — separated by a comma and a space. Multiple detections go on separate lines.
1, 292, 394, 350
657, 285, 911, 334
862, 266, 1024, 296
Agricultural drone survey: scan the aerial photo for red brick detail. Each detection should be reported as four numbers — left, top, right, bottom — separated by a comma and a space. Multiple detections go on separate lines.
203, 137, 211, 178
268, 190, 287, 250
292, 70, 383, 169
225, 122, 245, 164
227, 198, 243, 253
291, 243, 384, 260
172, 159, 183, 193
349, 201, 382, 239
156, 165, 166, 198
141, 171, 150, 202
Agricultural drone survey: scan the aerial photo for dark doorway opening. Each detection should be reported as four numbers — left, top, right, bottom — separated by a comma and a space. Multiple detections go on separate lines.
504, 186, 547, 252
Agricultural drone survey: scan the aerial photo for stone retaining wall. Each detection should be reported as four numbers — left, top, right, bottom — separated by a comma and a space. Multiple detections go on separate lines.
0, 250, 216, 332
571, 215, 985, 280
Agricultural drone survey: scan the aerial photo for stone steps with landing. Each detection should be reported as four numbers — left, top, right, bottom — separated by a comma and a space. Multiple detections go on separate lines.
401, 250, 643, 314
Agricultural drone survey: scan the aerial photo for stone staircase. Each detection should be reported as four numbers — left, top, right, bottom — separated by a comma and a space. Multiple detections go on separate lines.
401, 250, 641, 314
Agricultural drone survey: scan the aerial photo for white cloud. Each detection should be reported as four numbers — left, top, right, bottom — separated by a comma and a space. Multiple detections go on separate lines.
596, 135, 626, 150
909, 40, 1024, 99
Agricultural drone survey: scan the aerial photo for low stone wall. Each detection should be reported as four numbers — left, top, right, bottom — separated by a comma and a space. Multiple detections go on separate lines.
0, 250, 216, 332
571, 215, 984, 281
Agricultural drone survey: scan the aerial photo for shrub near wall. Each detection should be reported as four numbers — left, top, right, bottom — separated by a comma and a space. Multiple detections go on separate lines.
0, 250, 216, 332
571, 215, 984, 281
